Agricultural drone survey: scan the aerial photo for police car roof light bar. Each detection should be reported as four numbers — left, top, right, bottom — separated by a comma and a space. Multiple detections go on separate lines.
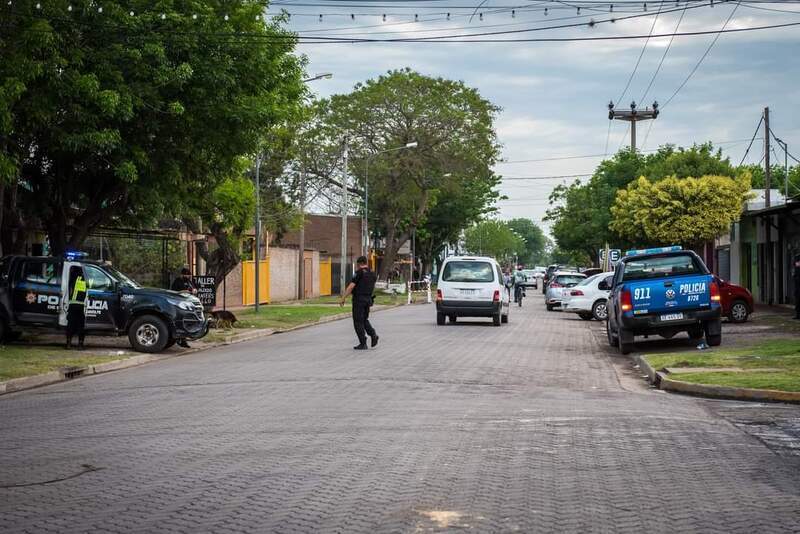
64, 251, 89, 260
624, 245, 682, 257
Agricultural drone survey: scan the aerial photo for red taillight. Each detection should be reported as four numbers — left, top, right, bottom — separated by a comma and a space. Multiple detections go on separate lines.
493, 290, 500, 302
436, 289, 443, 302
550, 282, 562, 288
621, 289, 633, 312
571, 289, 584, 296
710, 281, 721, 302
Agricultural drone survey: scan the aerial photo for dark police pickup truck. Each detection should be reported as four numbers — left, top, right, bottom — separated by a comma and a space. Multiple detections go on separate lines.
0, 254, 208, 353
606, 246, 721, 355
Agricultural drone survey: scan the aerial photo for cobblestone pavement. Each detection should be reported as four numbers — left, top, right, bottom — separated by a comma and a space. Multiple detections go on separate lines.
1, 300, 799, 533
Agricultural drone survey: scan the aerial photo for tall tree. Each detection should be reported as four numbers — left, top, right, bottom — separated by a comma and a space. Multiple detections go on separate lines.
463, 220, 526, 263
315, 69, 501, 279
506, 218, 547, 265
0, 2, 305, 255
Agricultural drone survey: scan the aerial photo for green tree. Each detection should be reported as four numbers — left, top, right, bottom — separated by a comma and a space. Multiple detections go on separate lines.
0, 2, 305, 255
506, 218, 547, 265
314, 69, 501, 279
739, 163, 800, 198
463, 220, 525, 263
610, 174, 752, 247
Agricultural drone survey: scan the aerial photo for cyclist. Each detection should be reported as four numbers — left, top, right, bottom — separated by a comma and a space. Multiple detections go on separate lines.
513, 265, 527, 304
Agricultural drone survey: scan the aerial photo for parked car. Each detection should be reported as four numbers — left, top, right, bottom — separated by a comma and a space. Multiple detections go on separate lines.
542, 264, 559, 294
606, 246, 721, 355
562, 272, 615, 320
520, 269, 539, 290
715, 276, 753, 323
0, 253, 208, 352
580, 268, 603, 278
545, 271, 587, 311
435, 256, 510, 326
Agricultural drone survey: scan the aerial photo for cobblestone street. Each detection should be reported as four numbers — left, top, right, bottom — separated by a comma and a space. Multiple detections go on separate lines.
1, 301, 799, 532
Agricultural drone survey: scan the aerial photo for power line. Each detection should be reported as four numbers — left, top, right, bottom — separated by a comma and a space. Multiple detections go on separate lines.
614, 0, 663, 108
639, 0, 689, 103
661, 1, 742, 108
501, 173, 593, 180
738, 115, 765, 166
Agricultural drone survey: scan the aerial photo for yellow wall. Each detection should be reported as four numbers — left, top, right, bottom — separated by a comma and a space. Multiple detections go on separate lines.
319, 258, 332, 296
242, 259, 270, 305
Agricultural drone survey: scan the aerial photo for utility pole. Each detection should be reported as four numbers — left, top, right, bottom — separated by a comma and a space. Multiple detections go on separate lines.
297, 170, 306, 301
340, 142, 349, 296
608, 101, 659, 151
764, 106, 773, 305
254, 154, 262, 313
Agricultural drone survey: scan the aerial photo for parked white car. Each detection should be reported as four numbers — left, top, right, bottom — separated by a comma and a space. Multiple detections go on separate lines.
435, 256, 510, 326
544, 271, 587, 311
562, 272, 615, 321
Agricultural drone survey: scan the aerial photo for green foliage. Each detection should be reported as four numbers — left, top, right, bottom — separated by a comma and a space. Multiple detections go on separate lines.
506, 218, 547, 265
463, 220, 526, 262
0, 1, 305, 253
740, 163, 800, 198
547, 144, 740, 262
314, 69, 501, 277
610, 173, 752, 246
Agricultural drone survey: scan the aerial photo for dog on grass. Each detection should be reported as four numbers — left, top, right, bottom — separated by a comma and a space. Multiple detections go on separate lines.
210, 310, 238, 329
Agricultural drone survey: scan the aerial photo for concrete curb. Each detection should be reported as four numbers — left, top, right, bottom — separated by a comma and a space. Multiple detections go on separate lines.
637, 354, 800, 404
0, 303, 407, 396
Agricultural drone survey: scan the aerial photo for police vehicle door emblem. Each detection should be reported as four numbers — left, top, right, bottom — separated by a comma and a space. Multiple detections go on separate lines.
665, 289, 676, 300
25, 291, 36, 304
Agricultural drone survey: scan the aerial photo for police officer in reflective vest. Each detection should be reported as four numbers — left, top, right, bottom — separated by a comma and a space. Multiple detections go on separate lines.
66, 267, 87, 349
340, 256, 379, 350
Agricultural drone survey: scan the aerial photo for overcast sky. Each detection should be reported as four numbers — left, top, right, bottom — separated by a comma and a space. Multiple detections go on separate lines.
278, 0, 800, 234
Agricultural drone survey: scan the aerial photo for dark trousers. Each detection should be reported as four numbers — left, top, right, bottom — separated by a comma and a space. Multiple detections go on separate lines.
352, 298, 376, 345
66, 303, 85, 345
795, 291, 800, 317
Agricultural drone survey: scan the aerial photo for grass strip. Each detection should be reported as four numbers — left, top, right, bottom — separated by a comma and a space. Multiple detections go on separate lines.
0, 345, 121, 381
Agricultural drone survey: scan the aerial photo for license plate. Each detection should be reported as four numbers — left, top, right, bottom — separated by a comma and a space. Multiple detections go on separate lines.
459, 289, 476, 295
660, 313, 684, 321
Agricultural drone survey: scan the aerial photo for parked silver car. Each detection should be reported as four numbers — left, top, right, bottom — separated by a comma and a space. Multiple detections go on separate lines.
545, 271, 587, 311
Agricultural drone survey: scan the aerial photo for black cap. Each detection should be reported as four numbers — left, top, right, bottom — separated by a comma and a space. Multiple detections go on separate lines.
356, 256, 368, 265
180, 267, 191, 275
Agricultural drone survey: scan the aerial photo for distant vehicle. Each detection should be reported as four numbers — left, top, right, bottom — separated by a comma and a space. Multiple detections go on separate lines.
542, 264, 559, 294
562, 272, 615, 321
715, 276, 753, 323
545, 271, 587, 311
606, 246, 721, 355
580, 268, 603, 278
520, 269, 539, 289
0, 254, 208, 352
435, 256, 510, 326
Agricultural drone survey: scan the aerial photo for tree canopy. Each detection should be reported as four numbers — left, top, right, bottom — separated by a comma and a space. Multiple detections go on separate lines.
463, 220, 526, 264
506, 218, 548, 265
0, 2, 305, 255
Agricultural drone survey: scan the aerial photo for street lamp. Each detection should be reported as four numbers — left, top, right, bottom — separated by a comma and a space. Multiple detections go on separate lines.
302, 72, 333, 83
363, 141, 419, 258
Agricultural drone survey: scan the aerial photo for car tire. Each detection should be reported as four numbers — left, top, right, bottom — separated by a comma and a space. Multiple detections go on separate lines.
493, 313, 501, 326
706, 333, 722, 346
501, 313, 509, 324
618, 327, 634, 355
606, 321, 619, 347
705, 319, 722, 346
728, 300, 750, 323
449, 315, 457, 323
164, 337, 176, 349
546, 304, 554, 312
592, 300, 608, 321
128, 314, 169, 353
437, 312, 446, 326
579, 312, 593, 321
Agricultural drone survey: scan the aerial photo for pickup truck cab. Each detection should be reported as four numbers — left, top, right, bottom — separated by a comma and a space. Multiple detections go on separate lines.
0, 254, 208, 352
606, 246, 721, 355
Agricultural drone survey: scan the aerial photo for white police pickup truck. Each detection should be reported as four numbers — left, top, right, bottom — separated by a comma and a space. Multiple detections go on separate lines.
606, 246, 722, 355
0, 253, 208, 352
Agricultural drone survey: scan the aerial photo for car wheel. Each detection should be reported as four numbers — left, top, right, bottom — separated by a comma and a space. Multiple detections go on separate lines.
729, 300, 749, 323
546, 304, 554, 312
437, 312, 446, 326
705, 319, 722, 346
449, 315, 457, 323
579, 312, 593, 321
128, 314, 169, 353
493, 313, 501, 326
618, 327, 633, 355
592, 300, 608, 321
606, 320, 619, 347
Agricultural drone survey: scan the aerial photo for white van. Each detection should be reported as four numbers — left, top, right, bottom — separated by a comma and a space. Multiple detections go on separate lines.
435, 256, 510, 326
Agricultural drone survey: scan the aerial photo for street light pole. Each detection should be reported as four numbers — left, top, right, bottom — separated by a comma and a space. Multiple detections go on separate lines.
254, 153, 262, 313
340, 142, 349, 296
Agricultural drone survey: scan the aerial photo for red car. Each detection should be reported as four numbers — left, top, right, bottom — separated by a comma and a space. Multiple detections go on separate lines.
714, 276, 753, 323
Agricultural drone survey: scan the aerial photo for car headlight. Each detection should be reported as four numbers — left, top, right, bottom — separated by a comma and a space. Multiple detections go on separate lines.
167, 298, 195, 311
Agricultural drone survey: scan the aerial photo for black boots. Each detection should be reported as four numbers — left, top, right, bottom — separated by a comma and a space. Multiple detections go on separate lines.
371, 335, 379, 348
353, 344, 368, 350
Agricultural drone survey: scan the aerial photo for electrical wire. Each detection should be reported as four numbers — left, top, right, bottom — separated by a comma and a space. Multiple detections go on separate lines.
738, 115, 765, 166
639, 0, 688, 103
614, 0, 663, 108
661, 0, 741, 108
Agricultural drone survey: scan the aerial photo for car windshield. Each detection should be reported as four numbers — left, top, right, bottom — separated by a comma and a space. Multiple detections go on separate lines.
622, 254, 701, 281
103, 265, 142, 288
555, 275, 585, 287
441, 261, 495, 283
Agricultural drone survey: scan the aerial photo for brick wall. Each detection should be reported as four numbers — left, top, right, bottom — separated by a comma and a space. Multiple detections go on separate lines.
269, 246, 299, 302
279, 214, 363, 261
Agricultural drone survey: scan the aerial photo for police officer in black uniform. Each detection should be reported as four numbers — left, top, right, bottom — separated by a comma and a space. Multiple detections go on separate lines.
171, 267, 197, 347
340, 256, 379, 350
793, 255, 800, 319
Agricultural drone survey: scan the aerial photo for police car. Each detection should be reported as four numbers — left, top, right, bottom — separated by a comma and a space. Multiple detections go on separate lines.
606, 246, 721, 355
0, 253, 209, 353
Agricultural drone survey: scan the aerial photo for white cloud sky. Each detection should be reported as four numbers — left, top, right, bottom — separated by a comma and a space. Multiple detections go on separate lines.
287, 0, 800, 235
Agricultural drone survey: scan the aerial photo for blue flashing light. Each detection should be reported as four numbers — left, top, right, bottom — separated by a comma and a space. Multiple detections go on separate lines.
64, 251, 89, 261
624, 245, 682, 257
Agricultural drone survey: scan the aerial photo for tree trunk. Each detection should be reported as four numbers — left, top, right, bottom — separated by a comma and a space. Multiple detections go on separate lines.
193, 222, 242, 293
378, 224, 397, 281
